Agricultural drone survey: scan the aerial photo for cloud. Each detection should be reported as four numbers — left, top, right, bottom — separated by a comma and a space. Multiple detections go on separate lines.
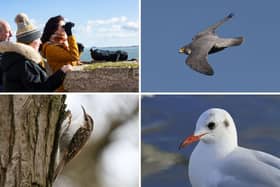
27, 16, 138, 47
75, 16, 139, 47
122, 21, 138, 31
89, 16, 128, 26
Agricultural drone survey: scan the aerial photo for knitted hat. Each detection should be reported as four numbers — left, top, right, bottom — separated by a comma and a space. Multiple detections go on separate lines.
15, 13, 41, 44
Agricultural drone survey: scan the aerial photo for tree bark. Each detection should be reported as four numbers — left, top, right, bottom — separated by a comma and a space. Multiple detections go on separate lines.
0, 95, 67, 187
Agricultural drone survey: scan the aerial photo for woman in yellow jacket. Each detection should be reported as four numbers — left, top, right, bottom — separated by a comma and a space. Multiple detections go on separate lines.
40, 15, 81, 91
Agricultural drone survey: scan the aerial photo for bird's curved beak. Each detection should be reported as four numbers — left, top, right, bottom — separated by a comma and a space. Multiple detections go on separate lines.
81, 105, 87, 118
179, 133, 207, 150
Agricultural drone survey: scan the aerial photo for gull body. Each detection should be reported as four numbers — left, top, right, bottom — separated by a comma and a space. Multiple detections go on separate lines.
179, 108, 280, 187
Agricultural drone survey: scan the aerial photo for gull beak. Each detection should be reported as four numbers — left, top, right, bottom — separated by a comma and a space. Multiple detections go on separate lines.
179, 133, 207, 150
179, 48, 185, 53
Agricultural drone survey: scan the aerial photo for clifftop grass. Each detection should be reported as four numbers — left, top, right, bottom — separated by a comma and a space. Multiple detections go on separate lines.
82, 61, 139, 71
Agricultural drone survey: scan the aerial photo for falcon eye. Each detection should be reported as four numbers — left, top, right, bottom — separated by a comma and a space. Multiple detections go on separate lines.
207, 122, 216, 130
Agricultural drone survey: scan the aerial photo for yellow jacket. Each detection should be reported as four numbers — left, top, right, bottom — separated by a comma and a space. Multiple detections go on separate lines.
41, 35, 80, 91
41, 35, 80, 72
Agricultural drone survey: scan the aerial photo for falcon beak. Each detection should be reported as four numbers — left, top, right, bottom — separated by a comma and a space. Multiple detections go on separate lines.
179, 48, 185, 53
179, 133, 207, 150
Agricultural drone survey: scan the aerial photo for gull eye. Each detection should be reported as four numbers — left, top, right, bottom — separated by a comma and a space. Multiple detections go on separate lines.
207, 122, 216, 130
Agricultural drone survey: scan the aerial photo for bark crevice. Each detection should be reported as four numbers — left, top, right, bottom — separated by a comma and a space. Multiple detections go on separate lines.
0, 95, 66, 187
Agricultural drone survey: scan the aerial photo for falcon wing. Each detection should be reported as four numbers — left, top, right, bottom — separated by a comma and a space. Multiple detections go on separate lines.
185, 40, 215, 76
214, 37, 244, 48
195, 13, 234, 38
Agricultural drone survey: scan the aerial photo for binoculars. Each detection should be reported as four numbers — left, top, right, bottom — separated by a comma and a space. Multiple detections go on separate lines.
62, 22, 75, 29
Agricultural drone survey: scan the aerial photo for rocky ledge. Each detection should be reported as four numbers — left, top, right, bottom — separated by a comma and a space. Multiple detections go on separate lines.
63, 61, 139, 92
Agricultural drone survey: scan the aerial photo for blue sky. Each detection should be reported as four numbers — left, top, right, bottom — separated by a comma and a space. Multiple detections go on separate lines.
1, 0, 139, 47
141, 0, 280, 92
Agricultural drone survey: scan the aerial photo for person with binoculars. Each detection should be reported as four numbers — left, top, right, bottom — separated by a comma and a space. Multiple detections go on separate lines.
0, 13, 73, 92
40, 15, 81, 91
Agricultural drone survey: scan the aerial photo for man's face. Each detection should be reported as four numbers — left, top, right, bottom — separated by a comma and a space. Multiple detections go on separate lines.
0, 23, 12, 42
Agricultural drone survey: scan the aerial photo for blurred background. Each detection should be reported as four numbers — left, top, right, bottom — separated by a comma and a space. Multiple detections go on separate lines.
141, 95, 280, 187
53, 94, 139, 187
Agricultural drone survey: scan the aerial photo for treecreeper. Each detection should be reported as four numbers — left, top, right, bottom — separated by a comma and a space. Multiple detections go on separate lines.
53, 106, 94, 181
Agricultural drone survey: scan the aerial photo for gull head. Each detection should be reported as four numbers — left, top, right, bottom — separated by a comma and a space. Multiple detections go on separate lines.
179, 108, 238, 149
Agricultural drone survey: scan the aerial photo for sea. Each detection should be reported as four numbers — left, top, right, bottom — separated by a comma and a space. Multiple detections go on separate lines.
142, 95, 280, 187
80, 45, 139, 62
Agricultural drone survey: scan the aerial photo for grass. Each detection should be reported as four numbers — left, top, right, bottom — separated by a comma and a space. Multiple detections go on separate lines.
83, 61, 139, 71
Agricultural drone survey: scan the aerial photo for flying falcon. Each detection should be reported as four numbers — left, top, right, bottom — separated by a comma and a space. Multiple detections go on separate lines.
179, 13, 244, 76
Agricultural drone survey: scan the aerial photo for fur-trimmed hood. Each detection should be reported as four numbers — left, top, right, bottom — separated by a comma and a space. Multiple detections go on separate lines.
0, 41, 41, 63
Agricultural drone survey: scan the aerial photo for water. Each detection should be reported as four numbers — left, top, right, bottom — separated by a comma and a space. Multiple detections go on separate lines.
141, 95, 280, 187
80, 46, 139, 61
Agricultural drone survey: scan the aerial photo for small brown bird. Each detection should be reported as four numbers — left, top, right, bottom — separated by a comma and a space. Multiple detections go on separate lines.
179, 13, 244, 76
53, 106, 94, 181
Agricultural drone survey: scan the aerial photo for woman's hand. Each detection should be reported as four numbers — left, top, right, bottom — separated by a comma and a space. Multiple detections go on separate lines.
63, 22, 75, 36
61, 64, 73, 73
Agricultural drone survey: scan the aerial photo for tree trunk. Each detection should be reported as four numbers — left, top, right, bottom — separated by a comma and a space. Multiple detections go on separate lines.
0, 95, 67, 187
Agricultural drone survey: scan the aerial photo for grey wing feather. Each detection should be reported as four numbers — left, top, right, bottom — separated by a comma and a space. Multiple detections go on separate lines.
186, 53, 214, 76
253, 150, 280, 170
215, 37, 244, 48
217, 179, 274, 187
196, 13, 234, 37
217, 147, 280, 187
185, 41, 215, 75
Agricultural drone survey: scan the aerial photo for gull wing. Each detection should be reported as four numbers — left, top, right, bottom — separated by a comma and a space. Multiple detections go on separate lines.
216, 147, 280, 187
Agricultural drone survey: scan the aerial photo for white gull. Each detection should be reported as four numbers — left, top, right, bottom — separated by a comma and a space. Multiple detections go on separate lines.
179, 108, 280, 187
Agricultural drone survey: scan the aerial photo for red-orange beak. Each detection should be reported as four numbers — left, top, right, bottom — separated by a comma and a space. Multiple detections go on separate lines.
179, 133, 208, 150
